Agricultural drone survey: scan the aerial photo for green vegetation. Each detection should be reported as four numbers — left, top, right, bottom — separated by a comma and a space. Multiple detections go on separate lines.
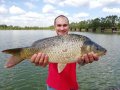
0, 15, 120, 34
0, 25, 54, 30
70, 15, 120, 33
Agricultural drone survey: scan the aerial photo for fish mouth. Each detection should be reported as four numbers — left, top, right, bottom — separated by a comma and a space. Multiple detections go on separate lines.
104, 50, 107, 55
97, 50, 107, 56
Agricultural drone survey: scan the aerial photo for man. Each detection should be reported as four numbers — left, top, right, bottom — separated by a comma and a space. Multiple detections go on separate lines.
30, 15, 99, 90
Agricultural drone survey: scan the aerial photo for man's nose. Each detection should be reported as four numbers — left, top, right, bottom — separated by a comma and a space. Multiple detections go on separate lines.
60, 26, 64, 30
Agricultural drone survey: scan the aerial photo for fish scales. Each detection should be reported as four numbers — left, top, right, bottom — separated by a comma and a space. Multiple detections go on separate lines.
31, 34, 83, 63
2, 34, 107, 73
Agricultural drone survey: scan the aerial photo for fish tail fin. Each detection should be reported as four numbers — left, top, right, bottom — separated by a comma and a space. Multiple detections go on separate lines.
2, 48, 24, 68
4, 55, 23, 68
2, 48, 22, 55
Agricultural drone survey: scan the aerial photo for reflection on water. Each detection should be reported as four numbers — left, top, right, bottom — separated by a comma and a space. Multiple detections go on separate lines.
0, 30, 120, 90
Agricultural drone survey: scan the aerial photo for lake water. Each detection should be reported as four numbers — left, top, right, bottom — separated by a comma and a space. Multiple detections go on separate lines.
0, 30, 120, 90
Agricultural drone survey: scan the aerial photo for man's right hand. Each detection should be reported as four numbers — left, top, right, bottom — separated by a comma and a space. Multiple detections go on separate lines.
30, 53, 49, 67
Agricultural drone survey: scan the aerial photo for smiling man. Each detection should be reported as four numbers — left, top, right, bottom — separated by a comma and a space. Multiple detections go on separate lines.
30, 15, 99, 90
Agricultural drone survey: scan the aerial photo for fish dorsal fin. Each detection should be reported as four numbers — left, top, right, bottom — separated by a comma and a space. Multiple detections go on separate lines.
58, 63, 67, 73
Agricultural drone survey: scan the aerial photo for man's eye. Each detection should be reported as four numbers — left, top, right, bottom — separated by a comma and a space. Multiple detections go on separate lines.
63, 24, 67, 27
57, 24, 61, 27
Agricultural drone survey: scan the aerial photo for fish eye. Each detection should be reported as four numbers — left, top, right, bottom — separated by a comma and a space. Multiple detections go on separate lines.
96, 46, 99, 50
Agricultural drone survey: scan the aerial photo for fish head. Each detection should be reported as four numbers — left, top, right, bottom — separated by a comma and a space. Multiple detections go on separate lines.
82, 39, 107, 56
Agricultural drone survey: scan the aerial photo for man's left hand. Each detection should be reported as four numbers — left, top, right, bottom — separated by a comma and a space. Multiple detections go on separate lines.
77, 52, 99, 65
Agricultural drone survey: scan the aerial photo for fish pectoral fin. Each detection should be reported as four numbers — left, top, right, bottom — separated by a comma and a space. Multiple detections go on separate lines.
58, 63, 67, 73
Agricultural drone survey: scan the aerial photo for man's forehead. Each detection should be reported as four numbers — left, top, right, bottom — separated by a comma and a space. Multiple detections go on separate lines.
55, 17, 68, 23
56, 16, 67, 20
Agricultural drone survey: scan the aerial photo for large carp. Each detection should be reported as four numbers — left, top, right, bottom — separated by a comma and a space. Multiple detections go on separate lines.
2, 34, 107, 73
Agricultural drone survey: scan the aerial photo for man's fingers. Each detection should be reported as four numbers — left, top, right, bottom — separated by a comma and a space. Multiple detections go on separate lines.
39, 53, 45, 65
30, 53, 48, 67
30, 54, 37, 63
35, 53, 42, 63
93, 53, 99, 61
77, 56, 82, 64
79, 52, 99, 65
42, 55, 49, 67
88, 53, 94, 63
83, 54, 89, 64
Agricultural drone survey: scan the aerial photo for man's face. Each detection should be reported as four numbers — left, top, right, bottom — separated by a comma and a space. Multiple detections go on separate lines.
54, 17, 69, 36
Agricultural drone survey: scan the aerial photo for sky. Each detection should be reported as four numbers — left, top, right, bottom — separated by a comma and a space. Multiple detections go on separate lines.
0, 0, 120, 27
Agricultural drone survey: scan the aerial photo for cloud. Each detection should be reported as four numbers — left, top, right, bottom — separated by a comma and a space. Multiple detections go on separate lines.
102, 7, 120, 14
89, 1, 102, 8
67, 12, 90, 23
43, 0, 91, 7
42, 4, 55, 13
0, 5, 8, 14
24, 2, 35, 9
0, 11, 54, 27
59, 0, 88, 7
89, 0, 120, 9
9, 5, 25, 14
43, 0, 120, 9
43, 0, 58, 4
73, 12, 89, 18
55, 10, 68, 16
30, 0, 40, 2
42, 4, 69, 15
0, 0, 6, 3
1, 0, 120, 27
23, 12, 43, 18
44, 0, 88, 7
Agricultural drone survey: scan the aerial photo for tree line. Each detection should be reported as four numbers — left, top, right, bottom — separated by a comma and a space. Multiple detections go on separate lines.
70, 15, 120, 32
0, 15, 120, 32
0, 25, 54, 30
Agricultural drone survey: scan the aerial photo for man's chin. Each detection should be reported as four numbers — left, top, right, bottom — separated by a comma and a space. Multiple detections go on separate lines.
57, 32, 68, 36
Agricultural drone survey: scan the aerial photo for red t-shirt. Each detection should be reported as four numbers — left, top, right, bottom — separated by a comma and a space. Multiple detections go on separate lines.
46, 63, 78, 90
